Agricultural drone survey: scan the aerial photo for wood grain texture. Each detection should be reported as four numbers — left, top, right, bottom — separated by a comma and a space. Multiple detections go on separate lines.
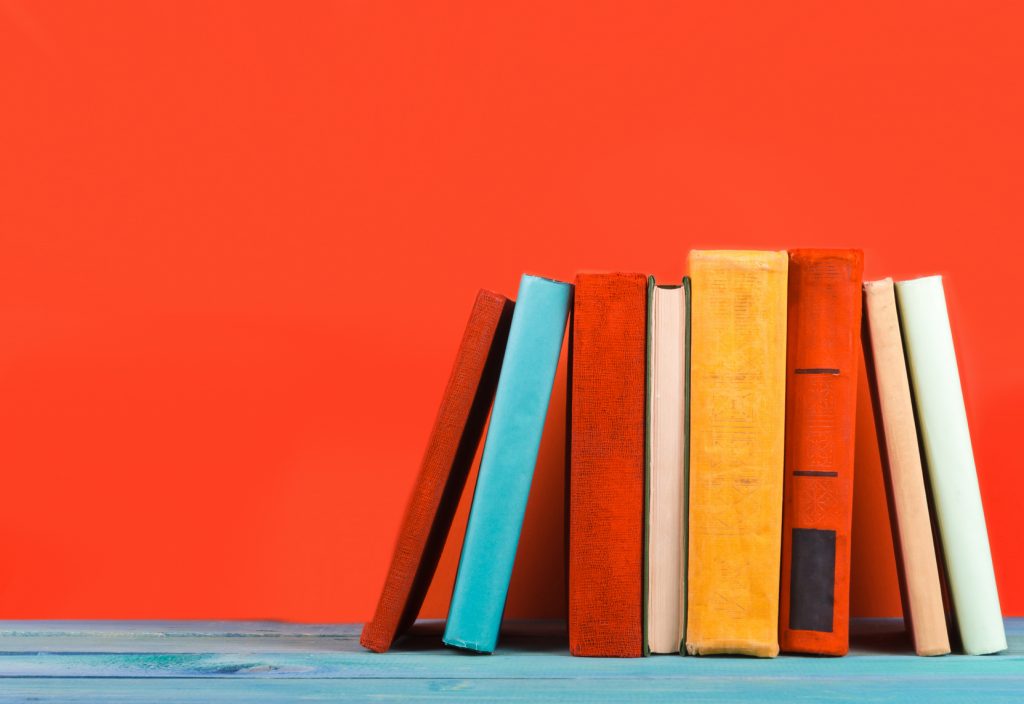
0, 620, 1020, 702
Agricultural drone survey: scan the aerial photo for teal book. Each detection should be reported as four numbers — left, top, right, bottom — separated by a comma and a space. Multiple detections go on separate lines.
443, 273, 573, 653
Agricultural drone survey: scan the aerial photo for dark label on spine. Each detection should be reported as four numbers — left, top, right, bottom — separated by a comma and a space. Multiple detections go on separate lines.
789, 528, 836, 632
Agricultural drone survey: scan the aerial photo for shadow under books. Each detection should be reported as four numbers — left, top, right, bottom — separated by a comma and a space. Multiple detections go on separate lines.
391, 620, 568, 654
389, 619, 919, 656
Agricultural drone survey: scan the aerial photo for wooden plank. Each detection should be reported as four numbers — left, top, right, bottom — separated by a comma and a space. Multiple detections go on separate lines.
0, 675, 1022, 704
0, 620, 1018, 703
0, 646, 1021, 679
0, 623, 358, 654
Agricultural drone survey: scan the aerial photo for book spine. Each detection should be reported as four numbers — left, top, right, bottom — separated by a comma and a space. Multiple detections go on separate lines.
895, 276, 1006, 655
360, 290, 513, 653
685, 250, 788, 658
443, 274, 572, 653
680, 276, 691, 655
568, 273, 647, 657
778, 249, 863, 656
642, 276, 655, 658
862, 278, 950, 656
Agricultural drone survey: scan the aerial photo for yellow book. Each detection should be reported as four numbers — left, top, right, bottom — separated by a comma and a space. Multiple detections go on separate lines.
685, 250, 788, 657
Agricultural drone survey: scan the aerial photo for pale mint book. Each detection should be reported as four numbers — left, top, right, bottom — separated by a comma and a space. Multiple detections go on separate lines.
895, 275, 1006, 655
443, 274, 573, 653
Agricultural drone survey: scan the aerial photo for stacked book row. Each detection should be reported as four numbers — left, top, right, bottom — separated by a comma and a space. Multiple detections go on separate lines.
361, 249, 1005, 658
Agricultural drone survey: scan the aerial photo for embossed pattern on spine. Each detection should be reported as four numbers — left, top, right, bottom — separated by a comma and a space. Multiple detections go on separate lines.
779, 249, 863, 656
685, 250, 788, 658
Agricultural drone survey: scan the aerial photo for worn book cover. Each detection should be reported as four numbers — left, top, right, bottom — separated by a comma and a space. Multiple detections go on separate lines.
862, 278, 950, 656
778, 249, 863, 655
685, 250, 788, 658
360, 290, 514, 653
568, 273, 647, 657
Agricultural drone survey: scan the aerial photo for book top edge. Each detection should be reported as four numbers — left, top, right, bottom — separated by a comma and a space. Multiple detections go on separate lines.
521, 273, 574, 288
788, 248, 864, 263
574, 272, 648, 282
647, 274, 687, 288
863, 277, 895, 291
651, 284, 685, 295
690, 249, 786, 257
474, 289, 511, 304
689, 250, 787, 269
894, 274, 944, 290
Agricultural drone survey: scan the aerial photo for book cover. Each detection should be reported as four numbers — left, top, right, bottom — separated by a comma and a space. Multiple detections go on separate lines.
443, 274, 573, 654
685, 250, 788, 658
778, 249, 864, 656
360, 290, 514, 653
644, 277, 690, 655
895, 276, 1006, 655
568, 273, 647, 658
862, 278, 950, 656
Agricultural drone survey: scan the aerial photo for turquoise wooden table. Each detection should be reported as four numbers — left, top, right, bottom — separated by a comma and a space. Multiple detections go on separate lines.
0, 619, 1020, 702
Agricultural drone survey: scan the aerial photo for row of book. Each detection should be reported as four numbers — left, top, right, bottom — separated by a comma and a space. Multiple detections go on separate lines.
361, 249, 1006, 658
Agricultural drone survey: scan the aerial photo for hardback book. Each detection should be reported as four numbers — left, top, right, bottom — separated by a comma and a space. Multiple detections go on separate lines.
443, 274, 573, 654
895, 276, 1006, 655
568, 273, 647, 658
360, 290, 514, 653
644, 277, 690, 655
778, 249, 864, 656
862, 278, 950, 656
685, 250, 788, 658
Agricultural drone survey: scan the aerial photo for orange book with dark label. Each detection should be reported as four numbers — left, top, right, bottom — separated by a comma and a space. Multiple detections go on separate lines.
779, 249, 864, 655
568, 273, 647, 657
360, 290, 513, 653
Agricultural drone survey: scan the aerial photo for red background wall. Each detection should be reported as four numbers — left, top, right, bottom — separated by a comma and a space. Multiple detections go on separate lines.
1, 2, 1021, 621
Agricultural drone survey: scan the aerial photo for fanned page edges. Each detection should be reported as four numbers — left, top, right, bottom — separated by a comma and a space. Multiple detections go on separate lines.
861, 278, 951, 656
779, 249, 863, 656
686, 250, 788, 658
569, 273, 647, 658
360, 290, 514, 653
645, 279, 688, 655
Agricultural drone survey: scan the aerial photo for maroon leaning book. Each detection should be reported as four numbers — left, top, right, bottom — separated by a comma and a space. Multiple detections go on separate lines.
360, 290, 514, 653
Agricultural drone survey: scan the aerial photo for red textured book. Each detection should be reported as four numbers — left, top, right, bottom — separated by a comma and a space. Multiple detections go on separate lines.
360, 290, 513, 653
779, 249, 864, 655
568, 273, 647, 657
